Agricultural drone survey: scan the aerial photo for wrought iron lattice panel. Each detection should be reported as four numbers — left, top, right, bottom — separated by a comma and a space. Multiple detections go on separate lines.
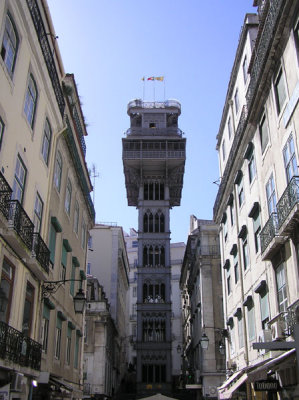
26, 0, 65, 117
0, 173, 12, 220
8, 200, 34, 251
260, 212, 279, 254
73, 107, 86, 156
246, 0, 284, 111
0, 321, 41, 370
276, 176, 299, 229
32, 233, 50, 273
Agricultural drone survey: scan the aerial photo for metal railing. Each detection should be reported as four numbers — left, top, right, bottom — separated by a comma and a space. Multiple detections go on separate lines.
260, 212, 279, 254
123, 149, 185, 160
0, 321, 41, 370
8, 200, 34, 251
26, 0, 65, 117
125, 127, 184, 137
276, 176, 299, 230
32, 233, 50, 273
197, 245, 220, 257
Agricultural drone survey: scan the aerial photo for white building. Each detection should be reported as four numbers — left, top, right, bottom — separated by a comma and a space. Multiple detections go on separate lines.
214, 1, 299, 398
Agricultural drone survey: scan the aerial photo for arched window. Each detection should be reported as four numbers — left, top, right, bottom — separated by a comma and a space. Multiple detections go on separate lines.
154, 211, 165, 232
54, 151, 63, 191
1, 13, 19, 76
149, 213, 153, 232
143, 213, 148, 232
24, 74, 38, 127
41, 119, 52, 165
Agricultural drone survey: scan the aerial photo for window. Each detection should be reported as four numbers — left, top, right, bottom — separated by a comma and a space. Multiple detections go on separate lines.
73, 200, 79, 234
143, 245, 165, 267
41, 119, 52, 165
228, 117, 232, 139
237, 314, 244, 349
33, 192, 43, 233
248, 151, 256, 184
237, 176, 244, 207
12, 155, 27, 204
252, 209, 261, 253
70, 260, 76, 296
66, 326, 72, 365
0, 117, 4, 150
228, 197, 234, 226
81, 220, 86, 249
142, 364, 166, 383
222, 213, 228, 241
234, 88, 240, 115
22, 282, 34, 336
54, 151, 63, 191
133, 286, 137, 297
227, 267, 231, 296
222, 140, 226, 161
274, 67, 287, 114
233, 251, 239, 284
24, 74, 38, 127
49, 217, 62, 266
242, 55, 248, 84
242, 237, 249, 271
247, 303, 255, 341
275, 263, 288, 313
144, 182, 164, 200
61, 243, 68, 281
1, 13, 19, 76
283, 134, 298, 183
87, 262, 91, 275
74, 331, 80, 368
258, 287, 270, 330
42, 303, 52, 353
266, 174, 277, 215
259, 113, 269, 154
0, 258, 14, 323
132, 240, 138, 248
55, 316, 62, 359
65, 178, 72, 215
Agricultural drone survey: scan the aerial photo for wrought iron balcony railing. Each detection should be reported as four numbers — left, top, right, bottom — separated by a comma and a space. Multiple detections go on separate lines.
0, 321, 41, 370
26, 0, 65, 117
0, 173, 12, 220
246, 0, 284, 112
8, 200, 34, 251
260, 212, 279, 254
276, 176, 299, 230
32, 233, 50, 273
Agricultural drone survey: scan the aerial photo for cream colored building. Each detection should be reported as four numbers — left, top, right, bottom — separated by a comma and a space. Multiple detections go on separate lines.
0, 1, 94, 399
214, 1, 299, 398
87, 224, 130, 397
180, 217, 224, 400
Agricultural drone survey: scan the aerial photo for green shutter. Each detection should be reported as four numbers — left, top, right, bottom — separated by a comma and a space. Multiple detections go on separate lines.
43, 304, 51, 320
70, 263, 76, 296
67, 326, 72, 338
61, 244, 67, 267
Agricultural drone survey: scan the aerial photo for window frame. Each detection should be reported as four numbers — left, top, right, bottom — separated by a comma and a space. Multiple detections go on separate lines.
41, 118, 52, 165
283, 134, 298, 183
0, 257, 15, 323
275, 263, 288, 313
266, 174, 277, 216
248, 151, 256, 184
274, 66, 287, 115
259, 112, 269, 154
54, 150, 63, 192
22, 281, 35, 336
65, 178, 72, 215
1, 13, 19, 77
0, 117, 5, 150
24, 73, 38, 128
33, 192, 43, 233
12, 154, 27, 204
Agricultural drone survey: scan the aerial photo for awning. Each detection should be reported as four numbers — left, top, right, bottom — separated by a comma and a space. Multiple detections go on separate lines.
50, 376, 73, 392
248, 348, 296, 380
218, 373, 248, 399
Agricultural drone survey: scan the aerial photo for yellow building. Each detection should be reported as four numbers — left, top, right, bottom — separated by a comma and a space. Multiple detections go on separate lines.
0, 1, 94, 399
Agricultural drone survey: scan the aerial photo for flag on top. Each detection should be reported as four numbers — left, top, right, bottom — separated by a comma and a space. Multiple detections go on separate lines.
147, 77, 155, 81
142, 76, 164, 81
155, 76, 164, 81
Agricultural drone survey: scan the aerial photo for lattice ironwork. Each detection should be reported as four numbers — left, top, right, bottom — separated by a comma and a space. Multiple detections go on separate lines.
0, 321, 41, 370
64, 116, 95, 221
213, 106, 248, 219
72, 107, 86, 156
26, 0, 65, 117
276, 176, 299, 229
8, 200, 34, 251
260, 212, 279, 254
246, 0, 284, 111
32, 233, 50, 273
0, 172, 12, 220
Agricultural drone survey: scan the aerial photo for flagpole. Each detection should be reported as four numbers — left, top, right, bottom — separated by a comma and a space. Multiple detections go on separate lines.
153, 79, 155, 102
143, 77, 145, 101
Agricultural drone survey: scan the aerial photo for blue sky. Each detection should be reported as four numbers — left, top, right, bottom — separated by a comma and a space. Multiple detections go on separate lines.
47, 0, 257, 243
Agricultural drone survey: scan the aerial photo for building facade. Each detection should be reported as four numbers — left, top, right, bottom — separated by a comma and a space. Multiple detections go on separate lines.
122, 99, 186, 395
180, 217, 224, 400
0, 1, 94, 399
214, 1, 299, 398
87, 224, 130, 397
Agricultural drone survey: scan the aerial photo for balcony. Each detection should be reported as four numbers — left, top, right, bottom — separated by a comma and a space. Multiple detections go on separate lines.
197, 245, 220, 258
0, 321, 41, 370
0, 172, 50, 277
276, 176, 299, 235
260, 213, 285, 260
124, 127, 184, 137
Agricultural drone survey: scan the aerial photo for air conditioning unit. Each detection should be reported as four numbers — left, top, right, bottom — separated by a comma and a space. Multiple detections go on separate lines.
271, 321, 285, 340
257, 329, 272, 354
11, 372, 23, 391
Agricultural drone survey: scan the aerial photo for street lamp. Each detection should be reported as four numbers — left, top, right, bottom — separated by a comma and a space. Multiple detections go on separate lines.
200, 332, 209, 349
42, 278, 86, 314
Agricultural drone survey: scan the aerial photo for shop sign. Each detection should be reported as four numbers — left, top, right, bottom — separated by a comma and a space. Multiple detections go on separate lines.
254, 379, 281, 391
